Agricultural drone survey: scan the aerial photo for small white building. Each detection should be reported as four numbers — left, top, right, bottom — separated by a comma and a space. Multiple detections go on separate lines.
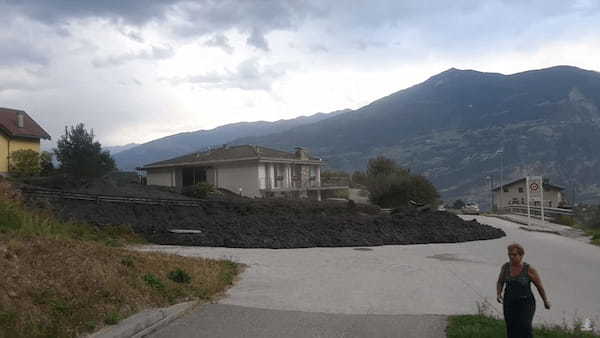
492, 178, 566, 210
140, 145, 338, 200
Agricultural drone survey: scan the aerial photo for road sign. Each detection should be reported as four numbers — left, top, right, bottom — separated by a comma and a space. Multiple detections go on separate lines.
529, 182, 539, 192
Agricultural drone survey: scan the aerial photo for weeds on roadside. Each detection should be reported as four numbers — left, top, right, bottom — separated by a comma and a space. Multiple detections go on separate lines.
0, 180, 144, 245
448, 301, 600, 337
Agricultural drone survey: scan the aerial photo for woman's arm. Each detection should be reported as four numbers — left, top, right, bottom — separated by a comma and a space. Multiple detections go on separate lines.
496, 264, 506, 303
529, 266, 551, 309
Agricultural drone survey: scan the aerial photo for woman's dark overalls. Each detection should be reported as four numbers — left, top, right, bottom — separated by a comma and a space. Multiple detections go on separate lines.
502, 262, 536, 338
501, 262, 536, 338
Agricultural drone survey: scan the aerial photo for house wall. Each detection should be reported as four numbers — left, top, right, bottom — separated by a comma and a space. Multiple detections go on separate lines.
0, 132, 40, 173
494, 181, 563, 209
0, 132, 8, 173
216, 163, 260, 197
147, 168, 176, 187
206, 168, 217, 186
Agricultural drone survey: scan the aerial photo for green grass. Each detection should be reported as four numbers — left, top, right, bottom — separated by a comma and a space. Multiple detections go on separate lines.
0, 183, 242, 338
585, 228, 600, 246
447, 315, 599, 338
0, 197, 144, 245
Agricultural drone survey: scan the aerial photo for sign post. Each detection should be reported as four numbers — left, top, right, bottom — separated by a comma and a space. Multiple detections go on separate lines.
527, 176, 543, 225
526, 176, 531, 226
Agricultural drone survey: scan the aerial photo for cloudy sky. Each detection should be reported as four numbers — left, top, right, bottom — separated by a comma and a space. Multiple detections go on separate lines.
2, 0, 600, 148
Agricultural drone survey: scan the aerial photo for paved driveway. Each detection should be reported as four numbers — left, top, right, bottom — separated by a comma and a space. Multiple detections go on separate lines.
140, 216, 600, 337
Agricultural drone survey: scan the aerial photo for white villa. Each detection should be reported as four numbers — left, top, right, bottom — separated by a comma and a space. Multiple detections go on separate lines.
492, 177, 566, 209
140, 145, 340, 200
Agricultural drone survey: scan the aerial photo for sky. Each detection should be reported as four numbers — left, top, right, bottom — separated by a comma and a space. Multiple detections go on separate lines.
2, 0, 600, 149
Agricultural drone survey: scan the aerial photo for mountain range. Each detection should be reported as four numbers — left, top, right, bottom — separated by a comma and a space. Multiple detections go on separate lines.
114, 65, 600, 207
113, 109, 351, 171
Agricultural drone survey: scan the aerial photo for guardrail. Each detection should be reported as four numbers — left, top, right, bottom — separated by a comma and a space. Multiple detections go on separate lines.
503, 205, 573, 218
20, 187, 207, 207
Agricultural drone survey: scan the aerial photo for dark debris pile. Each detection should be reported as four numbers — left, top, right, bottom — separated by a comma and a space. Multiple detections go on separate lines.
26, 193, 505, 248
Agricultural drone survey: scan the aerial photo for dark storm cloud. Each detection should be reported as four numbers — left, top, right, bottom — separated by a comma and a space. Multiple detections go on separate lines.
169, 58, 286, 91
5, 0, 322, 50
4, 0, 175, 25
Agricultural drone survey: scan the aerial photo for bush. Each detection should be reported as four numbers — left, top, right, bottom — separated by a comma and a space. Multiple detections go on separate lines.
181, 182, 215, 199
167, 269, 192, 284
8, 149, 41, 177
54, 123, 115, 178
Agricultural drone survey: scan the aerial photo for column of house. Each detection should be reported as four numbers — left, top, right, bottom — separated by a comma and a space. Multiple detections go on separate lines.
284, 164, 292, 189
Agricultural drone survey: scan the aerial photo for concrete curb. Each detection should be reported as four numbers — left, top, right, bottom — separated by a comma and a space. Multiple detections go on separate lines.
491, 215, 588, 239
518, 226, 561, 235
87, 301, 198, 338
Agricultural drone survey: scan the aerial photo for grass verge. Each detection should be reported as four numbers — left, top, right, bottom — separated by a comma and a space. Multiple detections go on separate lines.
447, 315, 600, 338
0, 180, 241, 338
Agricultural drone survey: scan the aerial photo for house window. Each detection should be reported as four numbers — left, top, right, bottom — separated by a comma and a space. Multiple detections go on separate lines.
518, 187, 524, 193
503, 187, 509, 192
549, 201, 552, 207
521, 198, 525, 204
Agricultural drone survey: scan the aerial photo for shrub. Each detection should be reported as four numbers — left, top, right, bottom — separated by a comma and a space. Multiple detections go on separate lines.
142, 273, 164, 290
167, 268, 192, 284
181, 182, 215, 199
8, 149, 41, 177
104, 312, 122, 325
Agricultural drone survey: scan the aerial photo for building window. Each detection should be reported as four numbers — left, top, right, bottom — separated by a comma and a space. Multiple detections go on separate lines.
503, 187, 509, 192
518, 187, 524, 193
521, 198, 525, 204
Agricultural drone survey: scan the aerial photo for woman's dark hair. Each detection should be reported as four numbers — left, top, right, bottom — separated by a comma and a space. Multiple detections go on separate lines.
507, 243, 525, 255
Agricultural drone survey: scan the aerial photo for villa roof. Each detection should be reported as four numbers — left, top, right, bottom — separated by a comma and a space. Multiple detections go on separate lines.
142, 145, 322, 169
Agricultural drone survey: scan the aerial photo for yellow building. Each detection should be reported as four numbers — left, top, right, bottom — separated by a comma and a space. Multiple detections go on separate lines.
0, 107, 51, 174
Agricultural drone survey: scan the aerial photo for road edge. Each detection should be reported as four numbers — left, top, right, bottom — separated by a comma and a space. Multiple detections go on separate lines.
86, 300, 198, 338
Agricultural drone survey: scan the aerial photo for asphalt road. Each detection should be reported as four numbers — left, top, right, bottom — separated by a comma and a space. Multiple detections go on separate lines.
141, 216, 600, 337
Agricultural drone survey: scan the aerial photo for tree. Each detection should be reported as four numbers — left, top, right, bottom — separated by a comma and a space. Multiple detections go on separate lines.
54, 123, 115, 178
363, 156, 439, 208
8, 149, 41, 177
366, 156, 405, 177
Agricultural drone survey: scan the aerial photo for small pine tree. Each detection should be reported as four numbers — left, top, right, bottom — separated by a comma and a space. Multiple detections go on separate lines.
54, 123, 115, 178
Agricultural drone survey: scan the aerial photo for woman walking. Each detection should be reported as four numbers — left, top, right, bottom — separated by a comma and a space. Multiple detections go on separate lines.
497, 243, 551, 338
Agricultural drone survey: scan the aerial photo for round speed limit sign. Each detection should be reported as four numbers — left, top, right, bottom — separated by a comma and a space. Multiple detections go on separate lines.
530, 183, 539, 192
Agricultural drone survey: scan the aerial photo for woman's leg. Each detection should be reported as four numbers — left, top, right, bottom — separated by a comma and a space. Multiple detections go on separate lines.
503, 300, 518, 338
521, 297, 536, 338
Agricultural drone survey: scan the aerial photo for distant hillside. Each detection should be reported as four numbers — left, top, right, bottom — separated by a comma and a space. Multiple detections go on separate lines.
104, 143, 139, 155
113, 109, 350, 171
232, 66, 600, 207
